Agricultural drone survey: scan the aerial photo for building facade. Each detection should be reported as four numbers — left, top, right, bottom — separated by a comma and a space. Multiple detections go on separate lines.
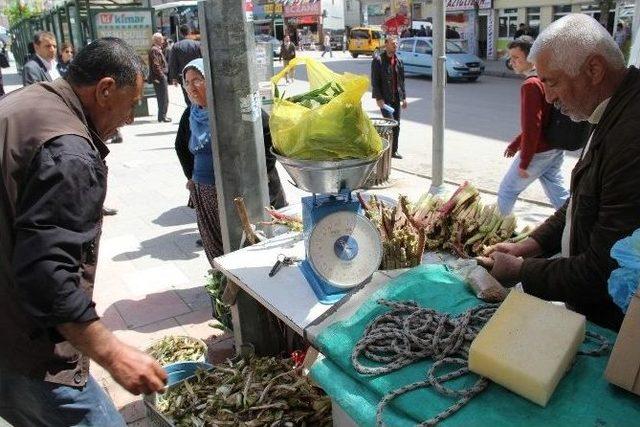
359, 0, 635, 59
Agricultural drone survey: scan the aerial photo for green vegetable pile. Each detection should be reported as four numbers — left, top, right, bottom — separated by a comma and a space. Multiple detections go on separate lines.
205, 271, 232, 331
157, 357, 332, 426
275, 81, 344, 110
147, 336, 206, 365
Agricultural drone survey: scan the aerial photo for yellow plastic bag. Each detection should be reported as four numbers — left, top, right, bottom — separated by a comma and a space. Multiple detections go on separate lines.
270, 57, 383, 161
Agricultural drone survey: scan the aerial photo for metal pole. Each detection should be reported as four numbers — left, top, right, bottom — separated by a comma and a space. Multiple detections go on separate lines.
429, 0, 446, 195
199, 0, 276, 355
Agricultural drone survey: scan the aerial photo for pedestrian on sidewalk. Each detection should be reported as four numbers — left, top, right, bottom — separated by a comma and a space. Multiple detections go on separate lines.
279, 35, 296, 83
497, 38, 568, 215
321, 31, 332, 58
168, 25, 201, 105
0, 38, 166, 426
22, 31, 59, 86
371, 35, 407, 159
148, 32, 171, 123
56, 42, 74, 78
178, 59, 288, 265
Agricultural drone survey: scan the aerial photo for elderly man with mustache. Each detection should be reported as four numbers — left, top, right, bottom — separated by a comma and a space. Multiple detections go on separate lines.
480, 13, 640, 332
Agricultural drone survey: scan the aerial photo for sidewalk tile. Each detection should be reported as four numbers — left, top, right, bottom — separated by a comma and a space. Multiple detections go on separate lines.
121, 264, 190, 296
115, 290, 191, 329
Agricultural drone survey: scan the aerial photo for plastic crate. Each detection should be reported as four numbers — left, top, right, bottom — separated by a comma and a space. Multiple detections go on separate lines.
144, 361, 214, 427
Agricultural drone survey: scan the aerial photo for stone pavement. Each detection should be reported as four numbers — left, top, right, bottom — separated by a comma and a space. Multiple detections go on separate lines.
1, 55, 553, 425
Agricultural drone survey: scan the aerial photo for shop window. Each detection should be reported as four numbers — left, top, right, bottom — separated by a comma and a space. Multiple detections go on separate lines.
498, 8, 518, 38
399, 39, 415, 53
553, 5, 572, 21
413, 3, 422, 20
526, 7, 540, 37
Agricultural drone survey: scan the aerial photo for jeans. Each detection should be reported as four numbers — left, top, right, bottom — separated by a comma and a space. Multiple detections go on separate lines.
152, 75, 169, 121
380, 99, 401, 154
497, 149, 569, 214
321, 45, 332, 57
0, 369, 125, 427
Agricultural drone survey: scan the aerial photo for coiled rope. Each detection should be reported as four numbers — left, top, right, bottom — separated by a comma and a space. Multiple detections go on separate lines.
351, 299, 610, 426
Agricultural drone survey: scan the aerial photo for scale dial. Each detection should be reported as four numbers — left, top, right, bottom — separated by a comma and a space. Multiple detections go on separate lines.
306, 210, 382, 289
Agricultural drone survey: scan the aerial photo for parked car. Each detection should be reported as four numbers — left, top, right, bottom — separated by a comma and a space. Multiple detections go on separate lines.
348, 27, 385, 58
255, 34, 281, 57
329, 29, 345, 51
396, 37, 485, 81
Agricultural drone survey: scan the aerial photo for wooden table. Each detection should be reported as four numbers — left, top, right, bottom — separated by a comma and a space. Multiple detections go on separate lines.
213, 230, 399, 340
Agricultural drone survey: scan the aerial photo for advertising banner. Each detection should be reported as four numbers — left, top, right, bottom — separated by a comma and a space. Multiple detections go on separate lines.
92, 9, 153, 64
382, 0, 411, 36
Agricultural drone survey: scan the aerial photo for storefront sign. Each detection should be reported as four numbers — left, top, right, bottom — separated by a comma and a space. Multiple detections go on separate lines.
446, 0, 492, 11
93, 9, 153, 64
284, 1, 322, 18
264, 3, 283, 14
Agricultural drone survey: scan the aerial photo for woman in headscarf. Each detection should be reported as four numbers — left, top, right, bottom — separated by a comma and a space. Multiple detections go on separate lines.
182, 58, 224, 264
175, 59, 287, 265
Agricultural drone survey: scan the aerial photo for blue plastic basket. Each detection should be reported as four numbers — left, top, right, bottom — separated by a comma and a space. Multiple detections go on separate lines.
144, 361, 214, 427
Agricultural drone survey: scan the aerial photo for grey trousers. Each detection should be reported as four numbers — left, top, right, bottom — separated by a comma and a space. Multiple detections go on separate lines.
153, 75, 169, 121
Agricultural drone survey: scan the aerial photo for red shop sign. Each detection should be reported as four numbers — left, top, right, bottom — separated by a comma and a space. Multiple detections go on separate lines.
284, 1, 322, 18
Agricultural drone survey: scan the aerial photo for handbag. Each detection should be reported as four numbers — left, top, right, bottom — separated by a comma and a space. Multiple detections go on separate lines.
0, 52, 9, 69
544, 105, 591, 151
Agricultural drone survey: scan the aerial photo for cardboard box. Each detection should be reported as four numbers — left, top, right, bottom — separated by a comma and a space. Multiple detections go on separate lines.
605, 289, 640, 396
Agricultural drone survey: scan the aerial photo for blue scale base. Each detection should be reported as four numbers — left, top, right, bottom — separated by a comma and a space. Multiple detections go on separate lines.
299, 260, 348, 305
301, 191, 362, 304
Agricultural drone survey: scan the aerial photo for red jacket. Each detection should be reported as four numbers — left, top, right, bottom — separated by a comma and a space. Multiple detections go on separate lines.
508, 75, 552, 169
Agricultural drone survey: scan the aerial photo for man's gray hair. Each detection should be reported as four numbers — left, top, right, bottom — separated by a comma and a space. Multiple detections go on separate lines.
529, 13, 625, 76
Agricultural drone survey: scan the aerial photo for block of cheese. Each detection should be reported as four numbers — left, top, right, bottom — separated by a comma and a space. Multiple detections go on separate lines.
468, 291, 586, 407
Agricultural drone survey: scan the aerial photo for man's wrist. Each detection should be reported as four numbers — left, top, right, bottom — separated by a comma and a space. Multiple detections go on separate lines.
516, 237, 543, 258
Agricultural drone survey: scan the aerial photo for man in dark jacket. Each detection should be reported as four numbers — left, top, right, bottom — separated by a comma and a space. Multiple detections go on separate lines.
0, 38, 166, 425
22, 31, 59, 86
168, 25, 201, 105
148, 32, 171, 122
371, 36, 407, 158
481, 14, 640, 331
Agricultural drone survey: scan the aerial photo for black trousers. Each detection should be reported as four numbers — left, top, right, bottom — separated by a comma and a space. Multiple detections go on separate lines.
380, 98, 401, 154
153, 75, 169, 121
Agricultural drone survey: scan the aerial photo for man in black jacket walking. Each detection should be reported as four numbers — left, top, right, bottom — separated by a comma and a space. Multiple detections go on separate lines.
371, 36, 407, 158
168, 25, 201, 105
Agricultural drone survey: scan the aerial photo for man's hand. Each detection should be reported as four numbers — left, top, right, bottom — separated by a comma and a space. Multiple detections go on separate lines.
57, 321, 167, 395
376, 99, 385, 109
186, 179, 195, 192
518, 168, 529, 178
104, 342, 168, 395
153, 79, 160, 85
484, 237, 543, 258
477, 252, 524, 287
402, 100, 408, 109
504, 146, 517, 158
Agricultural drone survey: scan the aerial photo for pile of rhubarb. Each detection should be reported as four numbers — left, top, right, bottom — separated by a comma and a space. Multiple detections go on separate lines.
358, 182, 531, 267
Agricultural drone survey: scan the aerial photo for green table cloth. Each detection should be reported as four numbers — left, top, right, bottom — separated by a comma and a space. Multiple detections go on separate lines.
310, 264, 640, 426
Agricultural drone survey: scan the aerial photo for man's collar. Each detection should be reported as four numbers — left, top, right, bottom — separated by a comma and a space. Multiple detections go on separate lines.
588, 97, 611, 125
35, 54, 56, 70
85, 117, 110, 159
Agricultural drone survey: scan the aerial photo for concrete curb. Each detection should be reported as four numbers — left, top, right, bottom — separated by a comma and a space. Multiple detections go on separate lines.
484, 69, 521, 79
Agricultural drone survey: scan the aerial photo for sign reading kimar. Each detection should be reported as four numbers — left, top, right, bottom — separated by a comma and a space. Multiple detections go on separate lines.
93, 10, 153, 64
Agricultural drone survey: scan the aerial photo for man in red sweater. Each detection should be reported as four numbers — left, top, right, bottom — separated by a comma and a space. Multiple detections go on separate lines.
497, 38, 569, 214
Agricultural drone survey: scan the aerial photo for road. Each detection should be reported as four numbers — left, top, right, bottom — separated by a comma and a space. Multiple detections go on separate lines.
274, 51, 579, 206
